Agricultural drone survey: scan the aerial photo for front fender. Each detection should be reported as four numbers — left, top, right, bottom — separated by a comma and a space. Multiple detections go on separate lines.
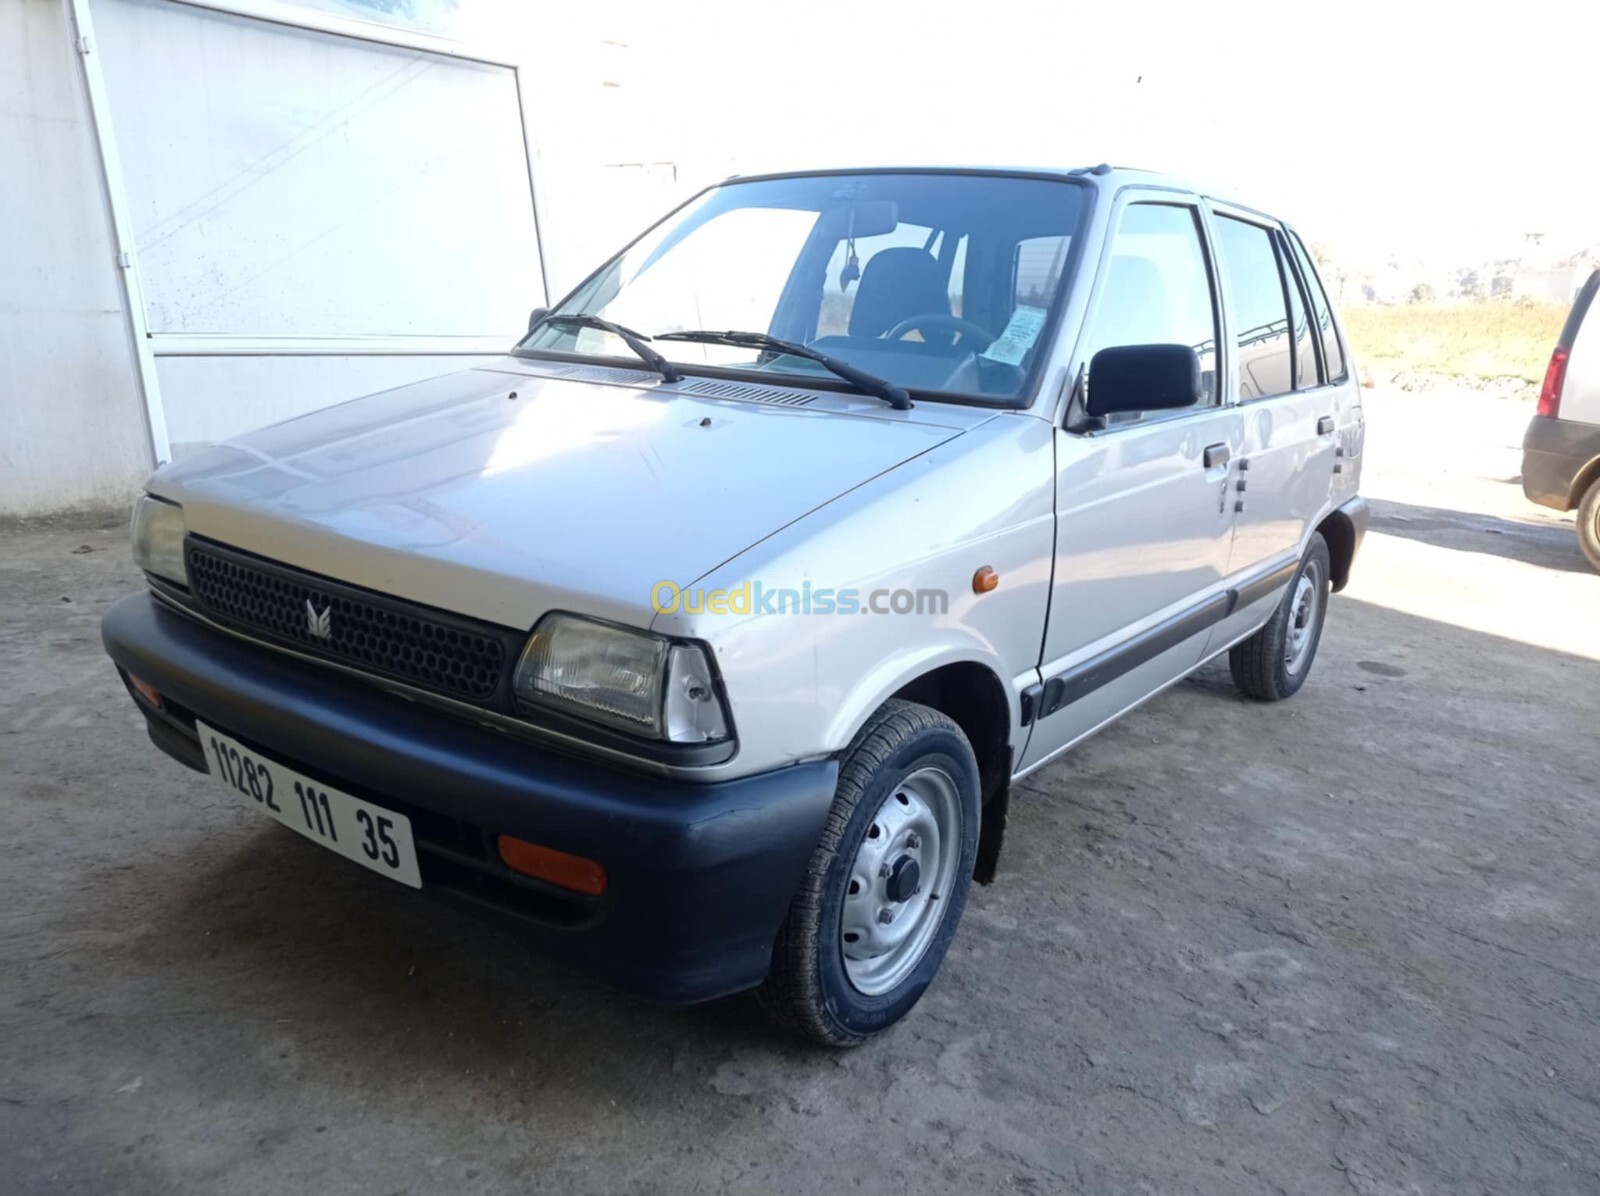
653, 414, 1057, 781
821, 641, 1020, 756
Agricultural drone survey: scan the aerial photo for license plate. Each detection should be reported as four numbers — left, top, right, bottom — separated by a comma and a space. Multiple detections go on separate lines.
196, 722, 422, 888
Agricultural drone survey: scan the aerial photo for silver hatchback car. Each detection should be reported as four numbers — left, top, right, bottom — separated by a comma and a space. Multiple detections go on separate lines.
104, 165, 1368, 1044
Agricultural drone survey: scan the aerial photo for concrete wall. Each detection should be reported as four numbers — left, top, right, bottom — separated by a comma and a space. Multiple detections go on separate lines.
1, 0, 152, 517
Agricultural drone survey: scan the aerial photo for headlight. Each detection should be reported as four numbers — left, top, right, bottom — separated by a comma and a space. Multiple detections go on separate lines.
131, 495, 188, 586
513, 614, 731, 745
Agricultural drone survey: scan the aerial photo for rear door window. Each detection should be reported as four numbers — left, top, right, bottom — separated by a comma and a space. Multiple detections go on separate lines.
1214, 216, 1293, 400
1014, 235, 1070, 308
1286, 231, 1348, 382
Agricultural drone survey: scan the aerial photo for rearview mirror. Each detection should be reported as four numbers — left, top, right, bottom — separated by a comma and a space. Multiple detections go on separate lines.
527, 306, 548, 334
814, 200, 900, 240
1085, 344, 1202, 417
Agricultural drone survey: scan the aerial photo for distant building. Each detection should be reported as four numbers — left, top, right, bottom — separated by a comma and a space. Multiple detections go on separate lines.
1514, 267, 1590, 305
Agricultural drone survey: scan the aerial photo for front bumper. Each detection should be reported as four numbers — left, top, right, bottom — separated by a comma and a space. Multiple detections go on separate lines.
102, 593, 837, 1004
1521, 414, 1600, 510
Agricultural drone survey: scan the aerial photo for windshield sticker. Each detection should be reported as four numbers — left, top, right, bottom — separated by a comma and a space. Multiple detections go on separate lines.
980, 305, 1049, 366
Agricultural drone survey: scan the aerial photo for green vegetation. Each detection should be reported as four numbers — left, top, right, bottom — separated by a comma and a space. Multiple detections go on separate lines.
1342, 302, 1566, 385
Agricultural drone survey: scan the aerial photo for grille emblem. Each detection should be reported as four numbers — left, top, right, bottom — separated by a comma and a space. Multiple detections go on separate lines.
305, 599, 333, 640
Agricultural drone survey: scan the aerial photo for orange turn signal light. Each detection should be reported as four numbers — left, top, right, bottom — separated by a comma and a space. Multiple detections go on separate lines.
972, 566, 999, 594
128, 673, 162, 709
496, 835, 607, 896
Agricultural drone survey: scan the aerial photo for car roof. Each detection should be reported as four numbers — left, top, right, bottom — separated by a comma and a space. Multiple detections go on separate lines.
721, 164, 1281, 225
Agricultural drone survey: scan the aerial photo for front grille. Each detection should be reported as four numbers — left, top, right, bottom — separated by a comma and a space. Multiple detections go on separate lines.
185, 538, 523, 706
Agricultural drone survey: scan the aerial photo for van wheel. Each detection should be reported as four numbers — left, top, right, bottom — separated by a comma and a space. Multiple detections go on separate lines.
757, 700, 980, 1047
1229, 533, 1332, 701
1577, 478, 1600, 572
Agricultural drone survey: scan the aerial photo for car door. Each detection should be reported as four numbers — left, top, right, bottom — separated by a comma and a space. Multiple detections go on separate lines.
1202, 209, 1342, 654
1018, 197, 1243, 773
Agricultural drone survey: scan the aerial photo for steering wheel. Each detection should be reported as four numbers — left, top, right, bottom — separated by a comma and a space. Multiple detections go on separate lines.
883, 314, 996, 352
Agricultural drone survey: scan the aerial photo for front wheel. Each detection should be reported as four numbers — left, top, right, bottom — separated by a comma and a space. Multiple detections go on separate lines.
757, 700, 980, 1046
1229, 533, 1332, 701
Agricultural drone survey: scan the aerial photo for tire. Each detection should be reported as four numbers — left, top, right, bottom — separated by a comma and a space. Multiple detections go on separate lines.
1577, 477, 1600, 573
757, 699, 980, 1047
1229, 533, 1332, 701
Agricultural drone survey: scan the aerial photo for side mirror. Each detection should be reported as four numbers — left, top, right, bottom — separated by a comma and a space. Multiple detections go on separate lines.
527, 306, 548, 334
1085, 344, 1202, 417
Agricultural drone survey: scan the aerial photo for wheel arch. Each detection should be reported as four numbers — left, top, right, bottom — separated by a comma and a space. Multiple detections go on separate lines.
882, 659, 1015, 885
886, 661, 1012, 799
1567, 455, 1600, 510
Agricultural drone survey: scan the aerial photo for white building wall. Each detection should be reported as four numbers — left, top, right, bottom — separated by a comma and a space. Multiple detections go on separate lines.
1, 0, 686, 515
1, 0, 153, 515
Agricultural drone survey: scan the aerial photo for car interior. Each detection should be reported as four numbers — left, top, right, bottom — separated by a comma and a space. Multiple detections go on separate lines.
776, 185, 1080, 398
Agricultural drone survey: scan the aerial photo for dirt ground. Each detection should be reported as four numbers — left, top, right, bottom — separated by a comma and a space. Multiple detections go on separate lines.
3, 386, 1598, 1195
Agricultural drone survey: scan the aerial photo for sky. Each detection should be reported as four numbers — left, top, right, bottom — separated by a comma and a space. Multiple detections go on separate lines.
556, 0, 1598, 271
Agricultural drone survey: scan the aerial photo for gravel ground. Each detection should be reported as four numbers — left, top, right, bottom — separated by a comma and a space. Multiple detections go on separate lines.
3, 387, 1598, 1195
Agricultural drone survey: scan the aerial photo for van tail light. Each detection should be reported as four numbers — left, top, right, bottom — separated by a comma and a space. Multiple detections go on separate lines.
1537, 345, 1569, 418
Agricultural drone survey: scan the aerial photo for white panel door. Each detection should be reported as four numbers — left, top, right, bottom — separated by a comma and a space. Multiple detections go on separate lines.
91, 0, 542, 340
87, 0, 544, 454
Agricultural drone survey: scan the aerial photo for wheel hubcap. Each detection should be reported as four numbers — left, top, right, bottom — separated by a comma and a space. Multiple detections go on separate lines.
1283, 559, 1324, 676
840, 766, 962, 996
885, 854, 921, 903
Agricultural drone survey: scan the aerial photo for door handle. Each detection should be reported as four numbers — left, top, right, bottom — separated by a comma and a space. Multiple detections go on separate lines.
1204, 443, 1230, 469
1317, 415, 1335, 435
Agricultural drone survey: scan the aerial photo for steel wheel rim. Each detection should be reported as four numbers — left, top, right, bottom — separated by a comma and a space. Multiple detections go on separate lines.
1284, 559, 1324, 676
840, 766, 962, 996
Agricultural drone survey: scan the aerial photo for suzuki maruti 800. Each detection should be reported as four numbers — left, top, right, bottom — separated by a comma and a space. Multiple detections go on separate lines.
104, 166, 1367, 1044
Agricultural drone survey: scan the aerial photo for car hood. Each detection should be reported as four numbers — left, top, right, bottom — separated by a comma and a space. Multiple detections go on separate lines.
151, 360, 993, 630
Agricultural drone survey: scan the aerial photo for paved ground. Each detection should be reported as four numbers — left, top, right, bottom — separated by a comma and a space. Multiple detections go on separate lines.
3, 386, 1598, 1195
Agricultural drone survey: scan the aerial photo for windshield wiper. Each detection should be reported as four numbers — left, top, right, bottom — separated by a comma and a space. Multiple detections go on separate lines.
537, 314, 683, 384
654, 330, 912, 411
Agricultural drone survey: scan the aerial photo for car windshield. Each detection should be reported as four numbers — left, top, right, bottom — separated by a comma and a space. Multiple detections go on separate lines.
516, 172, 1088, 404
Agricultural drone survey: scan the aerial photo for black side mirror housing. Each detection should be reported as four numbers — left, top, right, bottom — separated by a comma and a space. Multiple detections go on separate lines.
526, 306, 548, 334
1085, 343, 1202, 418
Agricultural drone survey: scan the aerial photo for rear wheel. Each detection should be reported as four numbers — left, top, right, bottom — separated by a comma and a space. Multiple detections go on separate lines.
1229, 533, 1331, 701
1577, 477, 1600, 572
757, 700, 979, 1046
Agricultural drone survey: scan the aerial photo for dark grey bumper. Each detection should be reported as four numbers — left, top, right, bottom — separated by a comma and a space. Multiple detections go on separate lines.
1329, 494, 1370, 592
102, 592, 839, 1005
1522, 415, 1600, 511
